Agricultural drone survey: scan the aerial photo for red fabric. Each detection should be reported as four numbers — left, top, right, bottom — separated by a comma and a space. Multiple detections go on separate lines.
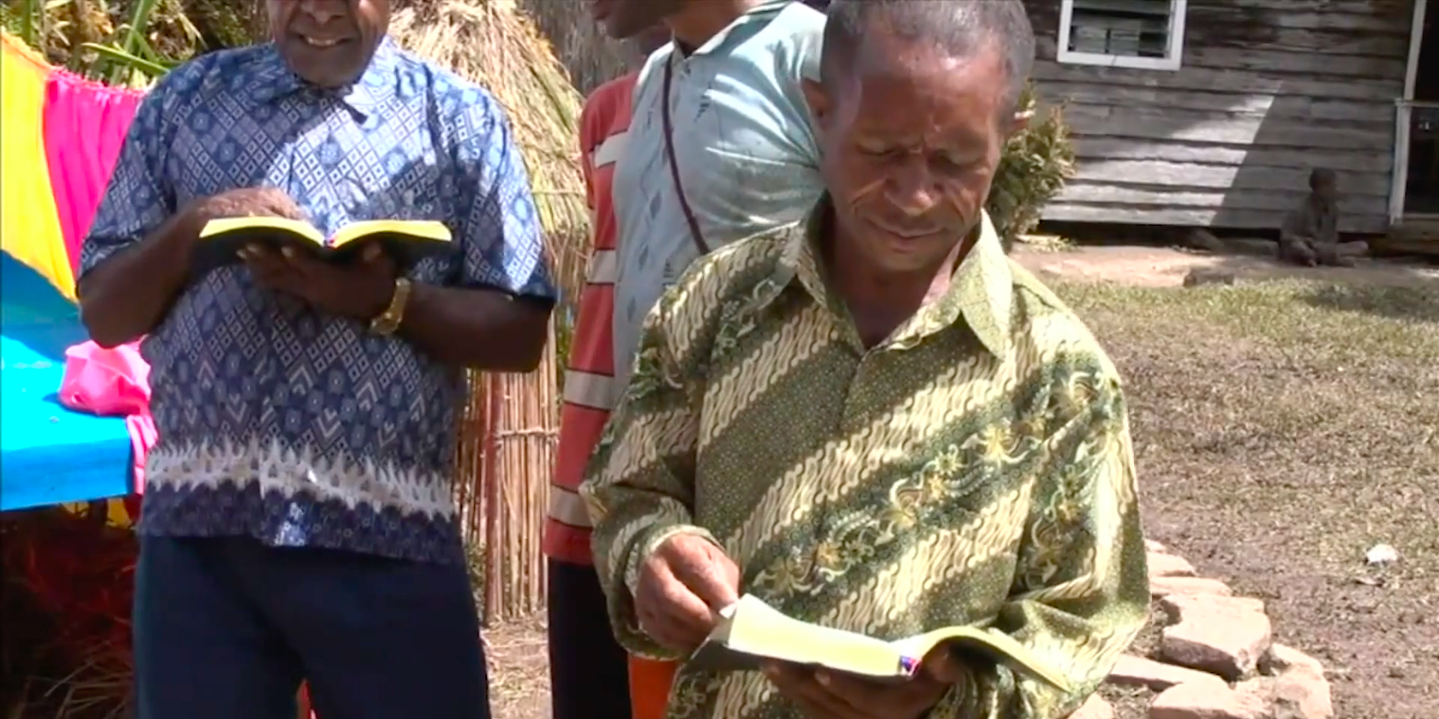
42, 68, 144, 276
58, 340, 155, 494
543, 73, 637, 565
629, 656, 680, 719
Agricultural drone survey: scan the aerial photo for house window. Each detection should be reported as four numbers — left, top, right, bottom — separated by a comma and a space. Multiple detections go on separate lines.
1057, 0, 1188, 71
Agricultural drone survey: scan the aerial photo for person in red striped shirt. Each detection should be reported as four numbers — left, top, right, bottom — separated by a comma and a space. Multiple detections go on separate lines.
544, 18, 670, 719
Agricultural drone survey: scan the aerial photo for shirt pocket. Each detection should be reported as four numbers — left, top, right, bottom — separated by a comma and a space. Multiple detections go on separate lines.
343, 143, 458, 284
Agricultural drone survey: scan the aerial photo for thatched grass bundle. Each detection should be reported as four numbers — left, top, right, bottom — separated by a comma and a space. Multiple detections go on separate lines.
390, 0, 586, 623
518, 0, 628, 96
390, 0, 590, 306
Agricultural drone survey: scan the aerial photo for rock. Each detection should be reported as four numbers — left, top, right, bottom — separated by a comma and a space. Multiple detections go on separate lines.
1223, 238, 1280, 257
1148, 552, 1198, 578
1261, 644, 1325, 678
1182, 268, 1237, 287
1150, 576, 1233, 598
1145, 538, 1169, 553
1070, 694, 1116, 719
1236, 674, 1334, 719
1109, 655, 1225, 691
1149, 682, 1269, 719
1161, 595, 1273, 680
1183, 228, 1226, 253
1250, 645, 1334, 719
1364, 543, 1399, 566
1160, 594, 1266, 617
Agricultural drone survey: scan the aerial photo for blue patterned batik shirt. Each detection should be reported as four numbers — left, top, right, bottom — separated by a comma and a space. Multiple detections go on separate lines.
80, 39, 556, 563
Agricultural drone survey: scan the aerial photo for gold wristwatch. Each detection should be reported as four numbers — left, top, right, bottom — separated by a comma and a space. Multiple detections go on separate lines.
369, 277, 413, 336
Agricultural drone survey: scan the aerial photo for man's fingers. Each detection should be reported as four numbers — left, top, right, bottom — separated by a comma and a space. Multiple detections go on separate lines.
656, 574, 721, 635
679, 567, 738, 611
668, 546, 739, 610
361, 242, 383, 263
810, 670, 877, 711
241, 245, 303, 291
921, 644, 965, 684
637, 560, 721, 649
638, 604, 708, 651
764, 664, 858, 719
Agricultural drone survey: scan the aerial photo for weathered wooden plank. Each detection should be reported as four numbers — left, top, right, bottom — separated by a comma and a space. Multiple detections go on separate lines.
1027, 11, 1411, 58
1070, 159, 1393, 196
1035, 37, 1408, 79
1036, 82, 1392, 123
1070, 138, 1396, 174
1056, 182, 1390, 215
1041, 203, 1389, 233
1023, 0, 1416, 17
1042, 203, 1285, 228
1061, 105, 1394, 150
1181, 47, 1408, 79
1375, 220, 1439, 255
1185, 5, 1410, 35
1185, 0, 1416, 14
1032, 62, 1404, 102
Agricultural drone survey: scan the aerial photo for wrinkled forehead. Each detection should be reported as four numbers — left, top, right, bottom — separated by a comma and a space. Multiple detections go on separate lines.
847, 35, 1005, 108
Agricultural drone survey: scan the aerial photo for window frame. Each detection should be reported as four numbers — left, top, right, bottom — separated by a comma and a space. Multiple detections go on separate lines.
1057, 0, 1189, 71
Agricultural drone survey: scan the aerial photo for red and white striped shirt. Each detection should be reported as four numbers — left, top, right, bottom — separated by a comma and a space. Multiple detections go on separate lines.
543, 73, 638, 565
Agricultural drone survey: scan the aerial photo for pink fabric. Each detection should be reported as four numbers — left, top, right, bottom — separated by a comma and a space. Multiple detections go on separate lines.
42, 69, 145, 276
59, 340, 155, 493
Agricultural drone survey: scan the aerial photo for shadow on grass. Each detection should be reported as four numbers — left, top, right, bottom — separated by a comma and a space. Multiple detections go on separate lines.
1300, 283, 1439, 323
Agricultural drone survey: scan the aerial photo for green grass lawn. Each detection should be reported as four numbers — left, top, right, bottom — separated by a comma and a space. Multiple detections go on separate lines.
1057, 278, 1439, 719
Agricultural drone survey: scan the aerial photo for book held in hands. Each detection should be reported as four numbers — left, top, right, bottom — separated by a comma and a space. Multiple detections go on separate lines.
687, 594, 1071, 690
193, 217, 453, 277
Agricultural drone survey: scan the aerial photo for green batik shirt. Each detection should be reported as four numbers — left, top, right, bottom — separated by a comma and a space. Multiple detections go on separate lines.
581, 201, 1149, 719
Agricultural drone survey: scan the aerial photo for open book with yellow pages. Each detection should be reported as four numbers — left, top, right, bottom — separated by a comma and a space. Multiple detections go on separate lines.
687, 594, 1070, 690
192, 217, 453, 277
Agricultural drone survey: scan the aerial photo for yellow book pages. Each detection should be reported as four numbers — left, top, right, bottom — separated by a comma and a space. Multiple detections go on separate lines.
200, 216, 324, 244
891, 626, 1071, 691
330, 219, 452, 248
700, 595, 1071, 690
720, 595, 898, 677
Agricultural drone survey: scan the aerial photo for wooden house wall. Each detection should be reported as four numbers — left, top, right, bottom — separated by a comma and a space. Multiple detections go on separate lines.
1024, 0, 1416, 233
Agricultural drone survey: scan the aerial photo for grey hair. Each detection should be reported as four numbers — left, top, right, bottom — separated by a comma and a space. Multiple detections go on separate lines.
821, 0, 1035, 113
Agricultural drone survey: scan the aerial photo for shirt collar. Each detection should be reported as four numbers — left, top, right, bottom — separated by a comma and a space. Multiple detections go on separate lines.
250, 36, 399, 120
769, 195, 1014, 357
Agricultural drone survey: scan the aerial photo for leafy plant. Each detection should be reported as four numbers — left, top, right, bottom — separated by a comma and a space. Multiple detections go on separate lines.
4, 0, 205, 86
987, 82, 1077, 252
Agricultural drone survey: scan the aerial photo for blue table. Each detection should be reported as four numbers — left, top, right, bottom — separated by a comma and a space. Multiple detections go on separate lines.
0, 253, 131, 511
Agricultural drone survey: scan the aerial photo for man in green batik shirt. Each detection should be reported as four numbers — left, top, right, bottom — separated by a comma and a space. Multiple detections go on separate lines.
580, 2, 1149, 718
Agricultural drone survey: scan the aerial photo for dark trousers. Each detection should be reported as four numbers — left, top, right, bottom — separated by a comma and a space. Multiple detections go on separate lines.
547, 560, 632, 719
133, 536, 489, 719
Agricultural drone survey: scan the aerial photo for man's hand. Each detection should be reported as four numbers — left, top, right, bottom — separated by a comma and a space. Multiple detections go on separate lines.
763, 643, 965, 719
77, 186, 306, 348
185, 186, 306, 226
634, 533, 741, 652
241, 242, 398, 321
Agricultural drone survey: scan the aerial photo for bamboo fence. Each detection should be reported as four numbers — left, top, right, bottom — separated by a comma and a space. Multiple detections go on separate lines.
452, 330, 560, 624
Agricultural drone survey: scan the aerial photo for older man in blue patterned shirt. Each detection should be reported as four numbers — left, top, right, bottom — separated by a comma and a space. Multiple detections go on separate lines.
76, 1, 553, 718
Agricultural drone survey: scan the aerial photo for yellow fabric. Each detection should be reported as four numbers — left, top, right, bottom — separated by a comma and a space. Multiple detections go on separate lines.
1, 32, 74, 301
60, 499, 136, 529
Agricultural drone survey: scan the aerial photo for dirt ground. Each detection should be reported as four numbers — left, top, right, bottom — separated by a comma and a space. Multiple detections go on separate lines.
488, 244, 1439, 719
1010, 239, 1439, 289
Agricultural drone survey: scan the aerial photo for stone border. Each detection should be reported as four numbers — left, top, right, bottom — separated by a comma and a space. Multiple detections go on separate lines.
1071, 540, 1335, 719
